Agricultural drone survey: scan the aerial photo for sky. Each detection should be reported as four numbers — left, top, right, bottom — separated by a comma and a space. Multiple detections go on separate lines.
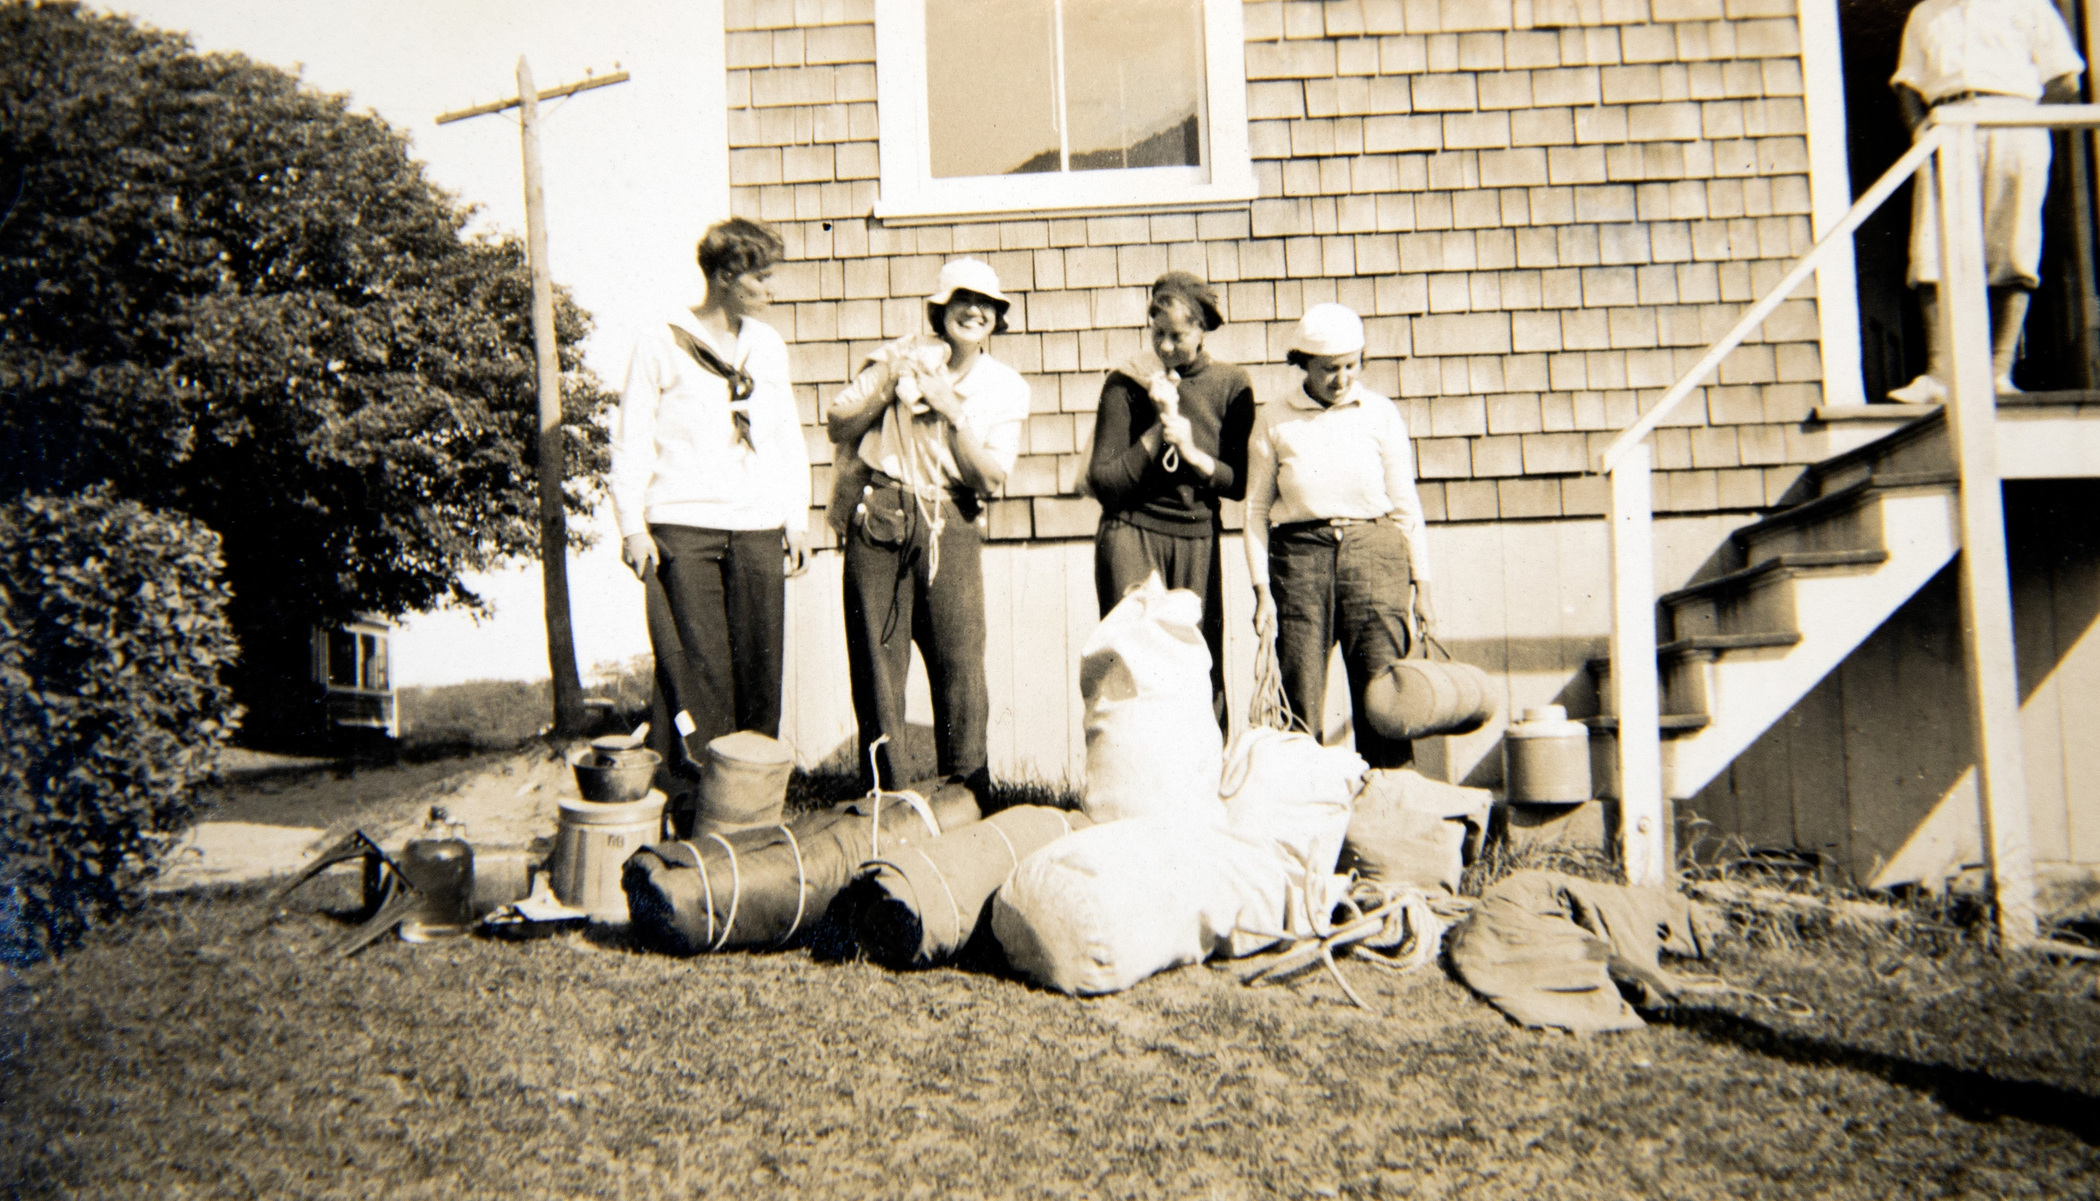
99, 0, 729, 686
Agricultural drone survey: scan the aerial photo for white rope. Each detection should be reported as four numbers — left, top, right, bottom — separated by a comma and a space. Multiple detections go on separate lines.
705, 832, 740, 952
985, 819, 1021, 874
1247, 625, 1301, 734
911, 843, 968, 950
678, 840, 716, 950
775, 823, 808, 947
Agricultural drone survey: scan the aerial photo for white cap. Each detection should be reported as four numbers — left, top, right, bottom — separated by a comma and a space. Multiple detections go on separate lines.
1289, 303, 1365, 357
927, 257, 1011, 310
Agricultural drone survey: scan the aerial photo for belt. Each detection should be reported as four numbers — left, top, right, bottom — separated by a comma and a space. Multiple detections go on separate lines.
868, 469, 965, 499
1273, 515, 1395, 537
1930, 90, 2023, 107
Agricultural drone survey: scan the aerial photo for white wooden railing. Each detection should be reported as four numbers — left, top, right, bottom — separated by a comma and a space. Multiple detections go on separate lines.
1597, 104, 2100, 944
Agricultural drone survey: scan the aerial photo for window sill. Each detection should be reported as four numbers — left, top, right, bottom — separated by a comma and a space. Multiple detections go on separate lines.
872, 173, 1259, 226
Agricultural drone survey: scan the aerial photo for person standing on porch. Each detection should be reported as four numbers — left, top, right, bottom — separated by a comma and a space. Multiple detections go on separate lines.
611, 217, 810, 778
1887, 0, 2083, 402
1086, 271, 1257, 729
826, 258, 1030, 790
1244, 303, 1434, 768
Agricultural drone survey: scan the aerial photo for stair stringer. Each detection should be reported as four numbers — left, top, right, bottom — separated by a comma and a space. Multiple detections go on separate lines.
1666, 486, 1961, 799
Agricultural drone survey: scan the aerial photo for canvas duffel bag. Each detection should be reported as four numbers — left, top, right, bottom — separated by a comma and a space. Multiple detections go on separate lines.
838, 804, 1092, 969
622, 780, 980, 954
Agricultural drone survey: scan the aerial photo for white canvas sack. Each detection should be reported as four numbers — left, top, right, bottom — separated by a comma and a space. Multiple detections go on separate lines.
992, 732, 1370, 995
1079, 574, 1223, 824
990, 818, 1290, 996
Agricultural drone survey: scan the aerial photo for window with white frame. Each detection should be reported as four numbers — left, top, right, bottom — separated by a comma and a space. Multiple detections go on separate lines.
873, 0, 1256, 221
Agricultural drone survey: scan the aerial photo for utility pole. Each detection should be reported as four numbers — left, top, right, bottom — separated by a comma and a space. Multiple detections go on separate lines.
437, 61, 628, 737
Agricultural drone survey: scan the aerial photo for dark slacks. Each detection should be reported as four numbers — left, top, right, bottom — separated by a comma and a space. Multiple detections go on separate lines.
645, 524, 785, 768
1094, 513, 1227, 728
842, 490, 988, 789
1269, 520, 1415, 768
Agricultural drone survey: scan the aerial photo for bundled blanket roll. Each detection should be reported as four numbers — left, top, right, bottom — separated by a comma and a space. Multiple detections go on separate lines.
839, 805, 1092, 969
623, 781, 981, 953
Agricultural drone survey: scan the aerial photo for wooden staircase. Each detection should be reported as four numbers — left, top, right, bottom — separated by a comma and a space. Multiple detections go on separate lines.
1592, 408, 1963, 799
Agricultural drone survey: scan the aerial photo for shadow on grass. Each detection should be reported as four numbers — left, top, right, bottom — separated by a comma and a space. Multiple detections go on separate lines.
1661, 1004, 2100, 1145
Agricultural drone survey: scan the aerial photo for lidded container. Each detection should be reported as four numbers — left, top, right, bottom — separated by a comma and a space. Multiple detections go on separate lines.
1502, 705, 1593, 804
399, 805, 474, 943
553, 791, 666, 921
691, 730, 794, 836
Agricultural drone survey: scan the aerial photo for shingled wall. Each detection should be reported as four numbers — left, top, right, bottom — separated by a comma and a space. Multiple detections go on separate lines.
725, 0, 1827, 545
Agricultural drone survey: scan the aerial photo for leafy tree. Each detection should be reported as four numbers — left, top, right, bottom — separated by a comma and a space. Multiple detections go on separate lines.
0, 1, 616, 739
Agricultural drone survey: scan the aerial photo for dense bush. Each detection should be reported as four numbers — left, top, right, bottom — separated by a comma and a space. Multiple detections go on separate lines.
0, 490, 240, 961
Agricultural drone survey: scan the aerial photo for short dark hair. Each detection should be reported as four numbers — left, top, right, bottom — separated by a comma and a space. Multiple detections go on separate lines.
927, 291, 1012, 337
696, 217, 784, 280
1286, 349, 1313, 370
1147, 292, 1207, 330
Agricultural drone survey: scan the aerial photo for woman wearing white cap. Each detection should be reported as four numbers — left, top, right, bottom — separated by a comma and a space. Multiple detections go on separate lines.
826, 258, 1031, 789
1244, 302, 1434, 767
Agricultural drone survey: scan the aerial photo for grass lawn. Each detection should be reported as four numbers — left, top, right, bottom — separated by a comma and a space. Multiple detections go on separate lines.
4, 759, 2099, 1198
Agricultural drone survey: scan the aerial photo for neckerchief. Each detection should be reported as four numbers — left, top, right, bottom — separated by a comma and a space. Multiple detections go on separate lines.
668, 324, 756, 452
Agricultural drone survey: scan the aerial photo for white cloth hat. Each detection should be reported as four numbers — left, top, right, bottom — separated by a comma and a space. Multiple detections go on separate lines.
1289, 303, 1365, 357
928, 257, 1011, 309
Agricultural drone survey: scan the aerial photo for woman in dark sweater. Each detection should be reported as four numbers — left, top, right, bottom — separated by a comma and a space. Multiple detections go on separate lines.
1086, 272, 1257, 726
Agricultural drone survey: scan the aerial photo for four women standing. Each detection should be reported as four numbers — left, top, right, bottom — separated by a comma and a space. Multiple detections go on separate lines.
627, 218, 1439, 776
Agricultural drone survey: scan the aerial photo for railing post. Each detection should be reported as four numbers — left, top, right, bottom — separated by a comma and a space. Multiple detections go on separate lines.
1935, 113, 2038, 944
1608, 445, 1667, 886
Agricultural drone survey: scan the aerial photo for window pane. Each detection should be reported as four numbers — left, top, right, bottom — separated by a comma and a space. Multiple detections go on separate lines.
1062, 0, 1205, 172
926, 0, 1061, 177
326, 628, 357, 687
361, 633, 388, 691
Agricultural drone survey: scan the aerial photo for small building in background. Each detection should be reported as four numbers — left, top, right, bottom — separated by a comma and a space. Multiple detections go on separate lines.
314, 615, 398, 753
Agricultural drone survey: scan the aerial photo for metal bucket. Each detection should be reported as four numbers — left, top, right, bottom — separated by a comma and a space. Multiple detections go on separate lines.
1364, 656, 1497, 740
569, 744, 662, 803
552, 791, 667, 921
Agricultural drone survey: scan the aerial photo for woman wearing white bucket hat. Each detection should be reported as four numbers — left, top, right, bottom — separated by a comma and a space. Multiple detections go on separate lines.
1243, 302, 1434, 767
825, 258, 1031, 789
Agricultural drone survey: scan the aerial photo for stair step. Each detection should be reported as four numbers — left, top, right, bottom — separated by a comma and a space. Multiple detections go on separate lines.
1732, 471, 1957, 554
1583, 714, 1713, 733
1800, 408, 1947, 497
1584, 631, 1802, 679
1657, 550, 1890, 609
1655, 631, 1803, 657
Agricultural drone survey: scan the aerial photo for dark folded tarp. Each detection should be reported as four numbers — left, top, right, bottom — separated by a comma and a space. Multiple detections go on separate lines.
623, 781, 981, 954
839, 805, 1092, 968
1445, 869, 1711, 1034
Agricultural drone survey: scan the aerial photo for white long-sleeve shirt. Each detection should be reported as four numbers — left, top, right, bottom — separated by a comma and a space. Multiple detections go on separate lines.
1242, 382, 1432, 585
610, 310, 810, 538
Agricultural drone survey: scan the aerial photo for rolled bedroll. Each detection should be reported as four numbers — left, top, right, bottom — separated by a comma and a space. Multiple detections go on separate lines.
839, 805, 1092, 969
622, 781, 981, 954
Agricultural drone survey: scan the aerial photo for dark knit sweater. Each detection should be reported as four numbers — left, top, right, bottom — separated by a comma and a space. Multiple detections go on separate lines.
1086, 354, 1257, 535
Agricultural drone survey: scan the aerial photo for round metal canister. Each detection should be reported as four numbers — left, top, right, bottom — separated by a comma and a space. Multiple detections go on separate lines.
1502, 704, 1593, 804
398, 808, 474, 942
552, 791, 667, 921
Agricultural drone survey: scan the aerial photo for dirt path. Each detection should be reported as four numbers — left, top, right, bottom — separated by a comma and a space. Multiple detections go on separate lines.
158, 745, 582, 892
